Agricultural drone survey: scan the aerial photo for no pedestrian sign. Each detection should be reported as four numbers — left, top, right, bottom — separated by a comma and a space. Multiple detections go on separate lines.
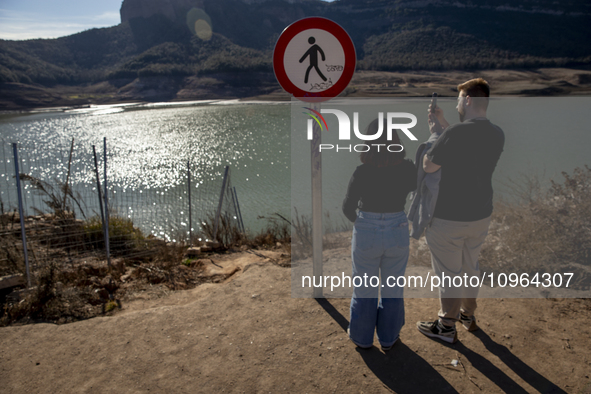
273, 17, 356, 102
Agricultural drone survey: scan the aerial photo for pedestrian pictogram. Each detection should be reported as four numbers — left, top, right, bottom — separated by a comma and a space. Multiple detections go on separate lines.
273, 17, 356, 102
300, 37, 327, 83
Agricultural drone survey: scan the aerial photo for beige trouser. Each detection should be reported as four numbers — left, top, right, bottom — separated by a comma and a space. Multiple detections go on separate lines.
426, 216, 491, 327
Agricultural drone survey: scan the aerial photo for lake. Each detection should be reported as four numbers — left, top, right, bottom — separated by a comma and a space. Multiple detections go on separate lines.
1, 96, 590, 240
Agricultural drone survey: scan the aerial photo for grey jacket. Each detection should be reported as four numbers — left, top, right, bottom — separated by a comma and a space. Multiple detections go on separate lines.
408, 132, 442, 239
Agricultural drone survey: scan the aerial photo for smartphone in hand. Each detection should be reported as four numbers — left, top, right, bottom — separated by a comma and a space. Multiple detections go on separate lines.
430, 92, 438, 112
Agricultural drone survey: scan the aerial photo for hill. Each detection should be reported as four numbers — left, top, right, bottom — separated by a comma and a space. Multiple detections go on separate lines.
1, 0, 590, 108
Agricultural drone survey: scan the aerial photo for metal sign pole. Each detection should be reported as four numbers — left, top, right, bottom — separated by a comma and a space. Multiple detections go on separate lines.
311, 102, 323, 298
273, 17, 355, 299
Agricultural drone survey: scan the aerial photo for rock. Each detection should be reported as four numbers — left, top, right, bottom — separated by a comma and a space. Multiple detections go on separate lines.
205, 241, 222, 249
120, 268, 136, 282
0, 274, 26, 290
95, 288, 109, 300
204, 241, 222, 249
8, 212, 20, 222
185, 247, 201, 257
147, 236, 166, 247
6, 287, 36, 303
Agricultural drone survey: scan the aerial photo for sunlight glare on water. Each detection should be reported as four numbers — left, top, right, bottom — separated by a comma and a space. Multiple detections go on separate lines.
0, 102, 291, 235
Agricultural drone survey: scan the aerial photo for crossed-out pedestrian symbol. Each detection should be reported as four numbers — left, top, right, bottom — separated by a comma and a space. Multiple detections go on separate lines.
299, 37, 327, 84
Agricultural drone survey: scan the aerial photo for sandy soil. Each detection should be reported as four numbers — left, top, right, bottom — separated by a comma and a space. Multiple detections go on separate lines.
1, 247, 591, 394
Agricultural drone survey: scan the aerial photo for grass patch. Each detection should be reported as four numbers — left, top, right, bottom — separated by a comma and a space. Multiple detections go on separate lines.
83, 214, 146, 253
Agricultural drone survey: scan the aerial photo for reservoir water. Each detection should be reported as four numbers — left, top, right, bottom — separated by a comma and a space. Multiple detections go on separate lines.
1, 97, 589, 240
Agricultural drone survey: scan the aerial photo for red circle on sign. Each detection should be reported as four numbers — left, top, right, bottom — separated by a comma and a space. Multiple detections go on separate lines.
273, 17, 356, 102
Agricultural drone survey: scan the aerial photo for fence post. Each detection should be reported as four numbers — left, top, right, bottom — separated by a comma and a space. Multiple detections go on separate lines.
12, 143, 31, 288
188, 160, 192, 244
213, 166, 229, 242
232, 187, 245, 233
62, 138, 74, 212
92, 145, 107, 253
103, 138, 111, 269
229, 185, 239, 233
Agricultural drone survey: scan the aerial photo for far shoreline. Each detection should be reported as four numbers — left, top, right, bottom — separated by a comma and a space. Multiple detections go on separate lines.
1, 67, 591, 114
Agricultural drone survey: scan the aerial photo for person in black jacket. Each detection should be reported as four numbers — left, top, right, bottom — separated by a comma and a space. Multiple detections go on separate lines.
342, 117, 416, 351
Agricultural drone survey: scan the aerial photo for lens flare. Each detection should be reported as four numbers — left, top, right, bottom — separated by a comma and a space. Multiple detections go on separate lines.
194, 19, 212, 41
186, 8, 212, 41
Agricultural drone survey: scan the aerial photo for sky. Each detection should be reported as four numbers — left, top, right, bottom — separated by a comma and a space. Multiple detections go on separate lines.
0, 0, 336, 41
0, 0, 123, 40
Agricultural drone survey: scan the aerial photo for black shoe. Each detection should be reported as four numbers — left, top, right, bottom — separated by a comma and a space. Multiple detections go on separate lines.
416, 320, 457, 343
380, 337, 400, 352
459, 313, 479, 332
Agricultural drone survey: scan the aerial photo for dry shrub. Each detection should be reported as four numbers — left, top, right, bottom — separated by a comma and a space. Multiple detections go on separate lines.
1, 261, 107, 326
480, 166, 591, 289
251, 213, 290, 248
199, 212, 245, 247
0, 229, 24, 276
196, 211, 291, 250
18, 173, 87, 220
289, 209, 354, 261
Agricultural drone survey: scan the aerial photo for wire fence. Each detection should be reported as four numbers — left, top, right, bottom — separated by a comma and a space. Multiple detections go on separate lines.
0, 138, 243, 282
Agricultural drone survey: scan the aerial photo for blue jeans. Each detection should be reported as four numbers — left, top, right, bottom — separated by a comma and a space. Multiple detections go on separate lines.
349, 210, 409, 348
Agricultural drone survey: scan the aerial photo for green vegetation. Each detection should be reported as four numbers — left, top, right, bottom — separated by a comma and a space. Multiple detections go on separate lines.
359, 26, 587, 71
0, 23, 137, 84
83, 214, 146, 253
106, 35, 271, 80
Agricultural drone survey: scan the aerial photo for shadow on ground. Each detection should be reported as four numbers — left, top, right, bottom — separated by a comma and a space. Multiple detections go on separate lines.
316, 298, 459, 393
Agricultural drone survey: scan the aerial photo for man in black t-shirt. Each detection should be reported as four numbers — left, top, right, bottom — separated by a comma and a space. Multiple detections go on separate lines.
416, 78, 505, 344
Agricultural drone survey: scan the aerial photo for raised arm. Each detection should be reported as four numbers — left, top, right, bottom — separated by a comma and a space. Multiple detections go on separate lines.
429, 104, 450, 129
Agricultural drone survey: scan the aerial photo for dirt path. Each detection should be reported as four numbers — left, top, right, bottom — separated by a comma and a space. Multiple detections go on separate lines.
1, 252, 590, 393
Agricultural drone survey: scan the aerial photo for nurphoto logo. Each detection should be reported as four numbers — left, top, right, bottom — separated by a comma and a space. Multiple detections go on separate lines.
305, 109, 418, 152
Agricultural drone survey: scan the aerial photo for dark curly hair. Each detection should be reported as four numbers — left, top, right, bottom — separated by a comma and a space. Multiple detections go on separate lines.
359, 117, 406, 167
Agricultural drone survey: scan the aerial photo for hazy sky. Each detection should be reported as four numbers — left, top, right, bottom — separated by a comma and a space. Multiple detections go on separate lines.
0, 0, 336, 41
